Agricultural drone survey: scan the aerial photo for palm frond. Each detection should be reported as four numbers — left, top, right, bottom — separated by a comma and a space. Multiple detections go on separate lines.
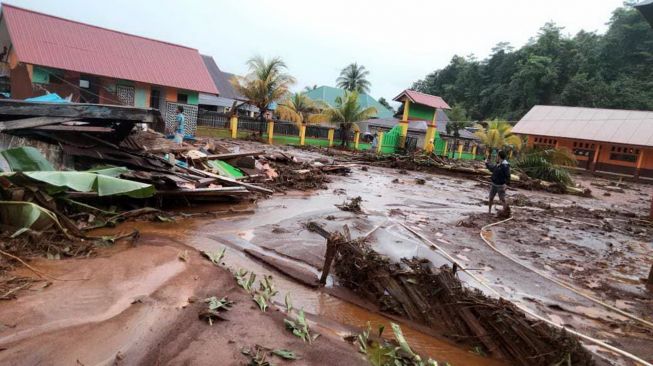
513, 147, 577, 185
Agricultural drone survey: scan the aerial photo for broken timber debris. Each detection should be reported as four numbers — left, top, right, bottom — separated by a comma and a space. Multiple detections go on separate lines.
308, 222, 595, 366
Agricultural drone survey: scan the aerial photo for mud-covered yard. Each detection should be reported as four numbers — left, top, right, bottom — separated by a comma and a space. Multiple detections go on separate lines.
0, 140, 651, 365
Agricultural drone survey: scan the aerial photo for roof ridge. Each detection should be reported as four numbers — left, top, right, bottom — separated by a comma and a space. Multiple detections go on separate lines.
534, 105, 653, 114
2, 3, 198, 51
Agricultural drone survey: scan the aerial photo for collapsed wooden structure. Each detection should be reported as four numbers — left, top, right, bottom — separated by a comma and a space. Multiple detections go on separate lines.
308, 223, 595, 366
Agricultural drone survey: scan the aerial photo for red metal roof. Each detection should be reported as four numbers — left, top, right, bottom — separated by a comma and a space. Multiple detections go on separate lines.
393, 89, 451, 110
2, 4, 218, 94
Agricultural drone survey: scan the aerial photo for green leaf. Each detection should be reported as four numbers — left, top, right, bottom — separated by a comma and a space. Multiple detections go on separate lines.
0, 201, 67, 235
85, 166, 129, 177
391, 323, 416, 358
272, 349, 299, 360
201, 248, 225, 265
253, 293, 268, 312
0, 147, 54, 172
285, 293, 293, 313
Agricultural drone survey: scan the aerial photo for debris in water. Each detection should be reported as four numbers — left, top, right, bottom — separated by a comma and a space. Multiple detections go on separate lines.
335, 196, 363, 213
415, 178, 426, 185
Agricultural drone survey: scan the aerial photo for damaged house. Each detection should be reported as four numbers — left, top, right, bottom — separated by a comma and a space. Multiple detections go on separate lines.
0, 4, 218, 135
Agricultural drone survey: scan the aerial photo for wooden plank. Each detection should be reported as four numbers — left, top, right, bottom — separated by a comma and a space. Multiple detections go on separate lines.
33, 125, 114, 133
0, 99, 161, 123
200, 151, 266, 160
0, 116, 79, 132
186, 166, 273, 195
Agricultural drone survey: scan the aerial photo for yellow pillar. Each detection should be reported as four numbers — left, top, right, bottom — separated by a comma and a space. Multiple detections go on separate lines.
457, 143, 463, 159
509, 150, 513, 159
399, 99, 410, 148
472, 145, 477, 159
229, 116, 238, 139
443, 140, 448, 157
299, 124, 306, 146
328, 128, 335, 147
267, 120, 274, 144
354, 131, 360, 150
376, 132, 384, 154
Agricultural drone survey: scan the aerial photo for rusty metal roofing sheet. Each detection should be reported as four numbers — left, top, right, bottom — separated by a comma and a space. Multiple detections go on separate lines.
2, 4, 218, 94
512, 105, 653, 147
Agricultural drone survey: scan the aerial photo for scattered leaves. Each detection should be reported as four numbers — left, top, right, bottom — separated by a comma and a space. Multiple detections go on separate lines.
199, 296, 233, 325
272, 348, 299, 360
284, 309, 319, 344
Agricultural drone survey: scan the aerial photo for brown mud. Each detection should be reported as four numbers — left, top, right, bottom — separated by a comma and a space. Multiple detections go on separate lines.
1, 140, 651, 365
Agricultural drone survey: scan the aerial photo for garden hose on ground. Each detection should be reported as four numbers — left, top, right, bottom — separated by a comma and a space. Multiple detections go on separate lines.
398, 221, 653, 366
479, 217, 653, 329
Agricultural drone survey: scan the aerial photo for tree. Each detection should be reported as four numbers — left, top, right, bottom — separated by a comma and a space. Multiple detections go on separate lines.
411, 5, 653, 120
303, 84, 318, 92
231, 56, 296, 133
513, 147, 577, 185
474, 120, 523, 152
276, 92, 320, 127
377, 97, 395, 113
313, 91, 376, 147
336, 63, 371, 94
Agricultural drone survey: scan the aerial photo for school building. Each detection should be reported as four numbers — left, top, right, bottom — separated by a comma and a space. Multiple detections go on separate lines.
512, 105, 653, 179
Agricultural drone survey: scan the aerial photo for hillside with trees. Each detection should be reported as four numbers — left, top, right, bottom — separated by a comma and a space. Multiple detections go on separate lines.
412, 5, 653, 121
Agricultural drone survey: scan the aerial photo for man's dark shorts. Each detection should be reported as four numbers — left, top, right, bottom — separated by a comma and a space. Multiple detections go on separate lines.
489, 183, 506, 202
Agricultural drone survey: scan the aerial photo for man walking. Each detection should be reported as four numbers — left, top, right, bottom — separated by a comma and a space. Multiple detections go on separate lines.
486, 150, 511, 216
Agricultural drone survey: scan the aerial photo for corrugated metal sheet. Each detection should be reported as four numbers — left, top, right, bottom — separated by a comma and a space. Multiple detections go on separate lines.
2, 4, 218, 94
512, 105, 653, 147
393, 90, 451, 110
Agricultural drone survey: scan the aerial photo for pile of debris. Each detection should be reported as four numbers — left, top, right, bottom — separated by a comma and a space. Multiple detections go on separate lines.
352, 153, 591, 196
308, 223, 595, 366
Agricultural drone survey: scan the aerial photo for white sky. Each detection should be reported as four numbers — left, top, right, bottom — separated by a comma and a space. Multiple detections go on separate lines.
3, 0, 626, 106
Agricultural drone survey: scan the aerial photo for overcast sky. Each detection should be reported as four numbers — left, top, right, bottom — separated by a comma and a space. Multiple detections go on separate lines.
4, 0, 626, 105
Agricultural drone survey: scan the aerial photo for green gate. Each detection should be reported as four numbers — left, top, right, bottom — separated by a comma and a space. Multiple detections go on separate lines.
380, 125, 401, 154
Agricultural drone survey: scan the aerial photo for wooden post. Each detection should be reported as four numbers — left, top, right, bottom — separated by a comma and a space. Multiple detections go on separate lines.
229, 116, 238, 139
635, 148, 644, 179
457, 143, 463, 159
299, 124, 306, 146
266, 120, 274, 144
472, 145, 477, 159
354, 131, 360, 150
376, 132, 384, 154
328, 128, 335, 147
591, 144, 601, 172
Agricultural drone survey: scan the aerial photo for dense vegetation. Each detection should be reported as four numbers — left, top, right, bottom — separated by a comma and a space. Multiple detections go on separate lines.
412, 5, 653, 121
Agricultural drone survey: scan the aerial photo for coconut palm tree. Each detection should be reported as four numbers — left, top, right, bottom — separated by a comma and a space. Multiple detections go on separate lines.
276, 92, 320, 127
313, 91, 376, 147
231, 56, 296, 132
336, 63, 371, 94
474, 120, 523, 154
513, 147, 577, 185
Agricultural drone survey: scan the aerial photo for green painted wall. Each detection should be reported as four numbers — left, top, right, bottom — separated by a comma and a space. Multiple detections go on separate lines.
408, 103, 435, 121
187, 91, 199, 105
135, 87, 148, 108
32, 66, 53, 84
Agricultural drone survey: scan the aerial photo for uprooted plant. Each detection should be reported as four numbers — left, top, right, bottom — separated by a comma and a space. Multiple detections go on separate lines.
199, 296, 233, 325
235, 269, 257, 293
357, 322, 440, 366
253, 275, 278, 312
284, 309, 319, 344
201, 247, 226, 265
513, 147, 576, 186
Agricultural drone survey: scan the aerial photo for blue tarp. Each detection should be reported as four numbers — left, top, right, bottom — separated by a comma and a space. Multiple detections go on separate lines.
25, 93, 69, 103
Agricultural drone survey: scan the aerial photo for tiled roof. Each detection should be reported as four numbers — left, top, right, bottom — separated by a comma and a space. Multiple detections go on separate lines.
303, 86, 394, 119
393, 89, 450, 110
512, 105, 653, 147
2, 4, 217, 94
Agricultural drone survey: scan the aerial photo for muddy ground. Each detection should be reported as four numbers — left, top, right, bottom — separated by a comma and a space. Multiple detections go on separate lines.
0, 139, 651, 365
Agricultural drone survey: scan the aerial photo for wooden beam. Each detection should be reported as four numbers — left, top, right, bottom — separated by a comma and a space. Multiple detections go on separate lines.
194, 151, 266, 161
0, 99, 161, 123
32, 125, 114, 133
185, 166, 273, 195
0, 116, 79, 132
